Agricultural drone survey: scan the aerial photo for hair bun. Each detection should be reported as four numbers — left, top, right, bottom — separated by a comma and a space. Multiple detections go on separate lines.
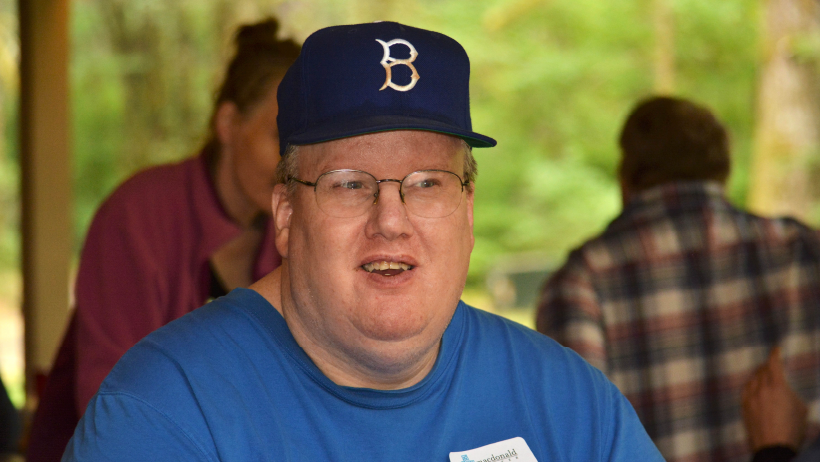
235, 17, 282, 51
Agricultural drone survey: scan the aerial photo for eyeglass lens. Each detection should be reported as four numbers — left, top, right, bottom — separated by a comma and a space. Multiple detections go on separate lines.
313, 170, 464, 218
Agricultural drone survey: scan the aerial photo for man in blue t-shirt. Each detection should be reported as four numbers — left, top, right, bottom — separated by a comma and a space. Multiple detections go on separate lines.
64, 22, 664, 461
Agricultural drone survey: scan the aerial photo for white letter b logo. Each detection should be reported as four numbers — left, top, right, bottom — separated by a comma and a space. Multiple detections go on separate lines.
376, 39, 420, 92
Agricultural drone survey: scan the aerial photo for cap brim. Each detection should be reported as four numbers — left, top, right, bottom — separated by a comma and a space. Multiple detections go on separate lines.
286, 115, 497, 149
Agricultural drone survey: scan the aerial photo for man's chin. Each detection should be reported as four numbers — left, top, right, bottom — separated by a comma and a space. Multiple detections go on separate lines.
345, 327, 443, 384
348, 301, 452, 344
353, 312, 431, 343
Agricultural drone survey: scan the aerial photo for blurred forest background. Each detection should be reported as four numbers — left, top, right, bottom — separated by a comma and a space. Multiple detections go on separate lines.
2, 0, 820, 405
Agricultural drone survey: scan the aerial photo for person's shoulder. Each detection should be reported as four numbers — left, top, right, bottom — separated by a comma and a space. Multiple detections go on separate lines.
551, 218, 628, 277
462, 303, 599, 375
85, 156, 202, 240
459, 304, 663, 460
102, 156, 201, 212
540, 243, 598, 293
78, 289, 276, 458
460, 304, 635, 428
748, 211, 819, 239
100, 289, 272, 393
463, 303, 548, 344
733, 209, 820, 254
138, 289, 268, 354
77, 299, 231, 460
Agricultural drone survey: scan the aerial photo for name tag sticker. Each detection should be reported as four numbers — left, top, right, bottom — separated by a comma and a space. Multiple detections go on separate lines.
449, 437, 538, 462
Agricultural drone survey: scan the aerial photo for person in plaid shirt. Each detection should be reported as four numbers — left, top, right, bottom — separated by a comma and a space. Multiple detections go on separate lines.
536, 96, 820, 462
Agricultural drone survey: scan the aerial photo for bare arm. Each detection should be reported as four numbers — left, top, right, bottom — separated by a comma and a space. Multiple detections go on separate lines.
742, 347, 807, 454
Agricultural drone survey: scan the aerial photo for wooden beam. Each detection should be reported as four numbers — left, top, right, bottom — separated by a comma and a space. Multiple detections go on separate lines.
19, 0, 72, 400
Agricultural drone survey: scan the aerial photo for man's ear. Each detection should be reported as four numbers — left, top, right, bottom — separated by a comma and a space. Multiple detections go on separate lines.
272, 183, 293, 258
215, 102, 239, 146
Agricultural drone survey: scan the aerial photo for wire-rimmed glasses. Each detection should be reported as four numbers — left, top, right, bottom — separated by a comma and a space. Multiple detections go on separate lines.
288, 169, 468, 218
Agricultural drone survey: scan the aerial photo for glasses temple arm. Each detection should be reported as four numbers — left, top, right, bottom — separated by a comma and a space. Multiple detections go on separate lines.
288, 177, 317, 187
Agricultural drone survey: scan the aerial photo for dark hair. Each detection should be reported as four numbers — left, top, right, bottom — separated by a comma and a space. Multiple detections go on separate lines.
619, 96, 730, 192
203, 18, 301, 167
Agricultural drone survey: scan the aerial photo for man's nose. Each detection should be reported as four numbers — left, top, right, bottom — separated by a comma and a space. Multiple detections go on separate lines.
365, 182, 413, 240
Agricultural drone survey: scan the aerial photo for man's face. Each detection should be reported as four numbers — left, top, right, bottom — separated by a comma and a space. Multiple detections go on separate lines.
274, 130, 474, 374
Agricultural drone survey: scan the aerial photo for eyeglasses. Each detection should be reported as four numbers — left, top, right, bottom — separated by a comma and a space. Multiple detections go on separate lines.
288, 169, 469, 218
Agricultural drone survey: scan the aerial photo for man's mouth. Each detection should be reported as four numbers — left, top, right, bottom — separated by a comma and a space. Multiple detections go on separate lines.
361, 261, 414, 276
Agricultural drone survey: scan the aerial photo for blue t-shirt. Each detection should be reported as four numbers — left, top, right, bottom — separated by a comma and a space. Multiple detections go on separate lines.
63, 289, 662, 461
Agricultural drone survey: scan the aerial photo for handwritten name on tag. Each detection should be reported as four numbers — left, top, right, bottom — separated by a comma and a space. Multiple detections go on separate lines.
449, 437, 537, 462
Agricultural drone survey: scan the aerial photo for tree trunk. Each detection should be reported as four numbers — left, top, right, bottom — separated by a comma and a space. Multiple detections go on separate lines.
653, 0, 676, 93
97, 0, 166, 174
748, 0, 820, 220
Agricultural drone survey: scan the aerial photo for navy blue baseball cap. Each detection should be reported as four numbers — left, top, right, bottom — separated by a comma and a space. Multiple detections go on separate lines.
276, 21, 497, 155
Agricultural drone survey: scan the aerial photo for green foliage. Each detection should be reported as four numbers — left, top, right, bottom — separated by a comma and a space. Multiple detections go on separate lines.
671, 0, 759, 205
0, 0, 17, 270
0, 101, 17, 270
71, 0, 231, 242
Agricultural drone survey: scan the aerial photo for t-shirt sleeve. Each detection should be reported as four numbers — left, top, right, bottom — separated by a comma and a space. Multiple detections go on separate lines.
601, 380, 665, 461
63, 338, 220, 461
536, 251, 608, 372
74, 190, 171, 415
62, 392, 215, 462
529, 339, 663, 461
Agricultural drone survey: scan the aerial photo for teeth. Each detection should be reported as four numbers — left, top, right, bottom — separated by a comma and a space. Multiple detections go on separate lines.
363, 261, 412, 272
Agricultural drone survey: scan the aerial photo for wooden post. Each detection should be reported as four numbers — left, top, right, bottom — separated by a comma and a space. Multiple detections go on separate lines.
19, 0, 72, 402
748, 0, 820, 219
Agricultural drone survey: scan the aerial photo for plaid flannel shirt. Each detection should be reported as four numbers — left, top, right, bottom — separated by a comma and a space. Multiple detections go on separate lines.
537, 181, 820, 462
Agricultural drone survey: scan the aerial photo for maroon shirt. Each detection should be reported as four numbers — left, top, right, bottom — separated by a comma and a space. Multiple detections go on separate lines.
27, 153, 280, 460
